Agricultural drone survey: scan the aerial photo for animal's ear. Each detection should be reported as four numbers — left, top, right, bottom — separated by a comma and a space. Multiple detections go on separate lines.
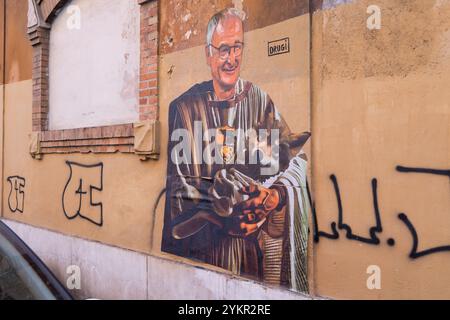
285, 132, 311, 149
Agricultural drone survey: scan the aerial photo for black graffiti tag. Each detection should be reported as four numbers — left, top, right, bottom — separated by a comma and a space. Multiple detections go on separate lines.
310, 165, 450, 260
7, 176, 26, 213
62, 161, 103, 227
396, 166, 450, 259
310, 176, 386, 245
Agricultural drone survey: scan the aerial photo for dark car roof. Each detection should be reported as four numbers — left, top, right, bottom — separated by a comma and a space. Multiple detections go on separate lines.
0, 220, 73, 300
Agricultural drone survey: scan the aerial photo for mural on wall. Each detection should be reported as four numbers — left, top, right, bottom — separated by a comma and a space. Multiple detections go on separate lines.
7, 176, 26, 213
311, 165, 450, 260
161, 8, 311, 292
62, 161, 104, 226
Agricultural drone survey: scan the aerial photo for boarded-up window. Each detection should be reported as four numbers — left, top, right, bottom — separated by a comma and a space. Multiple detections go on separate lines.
48, 0, 140, 130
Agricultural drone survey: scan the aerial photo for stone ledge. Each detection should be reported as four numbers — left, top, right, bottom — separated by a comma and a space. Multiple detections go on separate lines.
2, 219, 315, 300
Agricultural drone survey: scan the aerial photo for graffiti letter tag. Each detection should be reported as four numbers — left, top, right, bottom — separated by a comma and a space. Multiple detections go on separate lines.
62, 161, 103, 226
7, 176, 26, 213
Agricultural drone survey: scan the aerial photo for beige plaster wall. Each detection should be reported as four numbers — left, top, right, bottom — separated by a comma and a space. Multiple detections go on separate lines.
311, 0, 450, 299
0, 85, 3, 217
3, 79, 167, 254
2, 0, 449, 300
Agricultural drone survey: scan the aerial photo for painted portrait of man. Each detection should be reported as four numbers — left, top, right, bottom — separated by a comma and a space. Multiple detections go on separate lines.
161, 8, 310, 293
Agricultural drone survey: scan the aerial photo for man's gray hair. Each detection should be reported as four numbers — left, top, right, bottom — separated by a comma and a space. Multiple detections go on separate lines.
206, 8, 245, 54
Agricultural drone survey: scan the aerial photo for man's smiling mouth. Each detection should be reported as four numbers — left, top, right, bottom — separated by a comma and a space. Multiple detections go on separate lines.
223, 66, 237, 74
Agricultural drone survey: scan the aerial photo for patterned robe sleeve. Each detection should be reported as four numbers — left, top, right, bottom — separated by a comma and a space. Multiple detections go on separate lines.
261, 95, 310, 292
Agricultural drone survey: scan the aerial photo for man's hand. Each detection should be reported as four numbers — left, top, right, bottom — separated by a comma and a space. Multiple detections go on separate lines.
221, 183, 286, 238
233, 183, 284, 222
223, 215, 262, 238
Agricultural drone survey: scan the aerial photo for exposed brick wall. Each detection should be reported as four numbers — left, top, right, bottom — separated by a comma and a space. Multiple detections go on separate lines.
40, 124, 135, 154
29, 27, 50, 132
139, 0, 159, 121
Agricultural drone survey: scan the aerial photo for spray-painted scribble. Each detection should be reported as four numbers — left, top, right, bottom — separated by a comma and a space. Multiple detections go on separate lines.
310, 165, 450, 260
7, 176, 26, 213
396, 166, 450, 259
62, 161, 103, 226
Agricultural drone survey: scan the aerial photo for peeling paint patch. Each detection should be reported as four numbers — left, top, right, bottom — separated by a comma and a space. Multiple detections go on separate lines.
167, 65, 175, 79
165, 35, 174, 47
182, 13, 192, 22
160, 0, 309, 55
434, 0, 448, 9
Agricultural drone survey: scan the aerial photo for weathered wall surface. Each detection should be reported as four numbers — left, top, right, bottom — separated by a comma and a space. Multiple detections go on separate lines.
0, 0, 449, 300
5, 0, 32, 83
0, 0, 4, 218
3, 79, 165, 254
0, 0, 4, 87
159, 0, 309, 54
2, 0, 312, 298
311, 0, 450, 299
2, 0, 164, 255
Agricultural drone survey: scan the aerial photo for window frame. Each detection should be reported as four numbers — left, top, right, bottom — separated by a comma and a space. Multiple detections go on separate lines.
27, 0, 159, 159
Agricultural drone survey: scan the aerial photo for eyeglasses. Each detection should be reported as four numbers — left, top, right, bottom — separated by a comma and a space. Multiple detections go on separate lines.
208, 42, 244, 60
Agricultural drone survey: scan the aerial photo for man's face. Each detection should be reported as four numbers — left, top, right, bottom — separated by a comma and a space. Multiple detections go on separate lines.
206, 16, 244, 93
